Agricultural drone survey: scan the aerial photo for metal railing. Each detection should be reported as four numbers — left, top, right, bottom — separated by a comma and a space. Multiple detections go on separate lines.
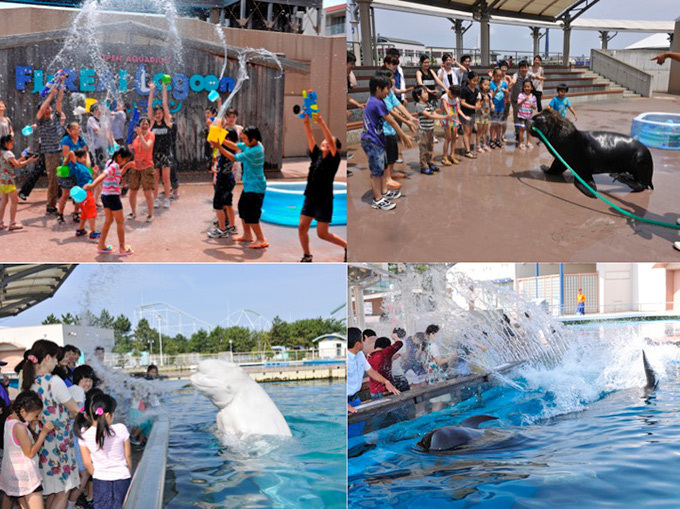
104, 348, 343, 370
549, 301, 680, 317
123, 414, 169, 509
591, 48, 653, 97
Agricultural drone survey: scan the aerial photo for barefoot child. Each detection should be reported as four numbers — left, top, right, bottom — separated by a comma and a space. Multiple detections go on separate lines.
0, 390, 56, 509
212, 126, 269, 249
85, 147, 134, 255
440, 85, 461, 165
516, 79, 537, 149
298, 112, 347, 262
65, 149, 99, 239
77, 394, 132, 509
0, 134, 37, 231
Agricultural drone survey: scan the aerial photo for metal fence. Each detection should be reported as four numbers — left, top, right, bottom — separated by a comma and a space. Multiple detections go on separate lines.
517, 273, 598, 315
104, 348, 336, 370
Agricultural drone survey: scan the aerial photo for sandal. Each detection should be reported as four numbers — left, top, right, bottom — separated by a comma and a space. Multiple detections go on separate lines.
8, 223, 23, 231
465, 152, 477, 159
249, 241, 270, 249
89, 231, 101, 240
118, 246, 134, 257
146, 215, 154, 223
75, 229, 87, 237
300, 254, 313, 263
97, 245, 114, 254
57, 213, 65, 224
441, 156, 451, 166
72, 212, 80, 223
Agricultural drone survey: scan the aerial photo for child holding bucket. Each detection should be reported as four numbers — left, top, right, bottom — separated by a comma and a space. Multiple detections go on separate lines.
0, 134, 37, 231
58, 122, 90, 224
85, 147, 135, 256
210, 126, 268, 249
65, 149, 99, 239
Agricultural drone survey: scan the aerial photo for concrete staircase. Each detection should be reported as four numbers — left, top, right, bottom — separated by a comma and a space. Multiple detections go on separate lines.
347, 65, 639, 138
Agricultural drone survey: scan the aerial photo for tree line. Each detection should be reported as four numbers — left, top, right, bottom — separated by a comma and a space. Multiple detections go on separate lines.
42, 310, 345, 355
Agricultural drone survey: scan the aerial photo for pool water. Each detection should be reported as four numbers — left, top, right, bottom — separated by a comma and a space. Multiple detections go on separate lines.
261, 181, 347, 227
348, 320, 680, 508
162, 380, 346, 508
631, 112, 680, 150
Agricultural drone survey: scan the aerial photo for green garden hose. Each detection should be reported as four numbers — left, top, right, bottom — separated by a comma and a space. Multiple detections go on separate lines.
531, 126, 680, 229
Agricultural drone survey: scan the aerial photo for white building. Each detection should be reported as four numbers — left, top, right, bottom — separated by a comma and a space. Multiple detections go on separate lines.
303, 3, 346, 36
0, 324, 115, 372
313, 334, 346, 358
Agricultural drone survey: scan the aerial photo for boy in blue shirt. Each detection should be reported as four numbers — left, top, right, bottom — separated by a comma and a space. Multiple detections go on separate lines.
361, 75, 413, 211
548, 84, 578, 121
65, 149, 100, 239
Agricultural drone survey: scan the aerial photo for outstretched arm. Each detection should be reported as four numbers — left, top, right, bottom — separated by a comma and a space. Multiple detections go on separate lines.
302, 115, 316, 153
316, 114, 337, 157
162, 82, 173, 127
651, 52, 680, 65
366, 368, 401, 395
55, 75, 66, 115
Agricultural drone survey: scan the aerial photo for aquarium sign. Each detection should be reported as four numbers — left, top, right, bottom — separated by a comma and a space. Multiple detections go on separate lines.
14, 64, 235, 103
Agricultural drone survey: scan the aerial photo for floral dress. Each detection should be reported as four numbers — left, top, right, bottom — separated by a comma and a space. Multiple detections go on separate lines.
425, 345, 442, 385
0, 150, 16, 192
31, 374, 79, 495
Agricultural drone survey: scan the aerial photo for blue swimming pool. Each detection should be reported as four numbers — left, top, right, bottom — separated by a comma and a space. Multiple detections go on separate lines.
348, 319, 680, 508
631, 112, 680, 150
163, 380, 346, 508
261, 181, 347, 227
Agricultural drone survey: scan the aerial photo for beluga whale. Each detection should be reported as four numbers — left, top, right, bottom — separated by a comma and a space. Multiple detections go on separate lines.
190, 359, 292, 437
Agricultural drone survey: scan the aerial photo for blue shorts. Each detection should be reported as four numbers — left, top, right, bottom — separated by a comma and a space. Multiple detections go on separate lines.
361, 139, 386, 178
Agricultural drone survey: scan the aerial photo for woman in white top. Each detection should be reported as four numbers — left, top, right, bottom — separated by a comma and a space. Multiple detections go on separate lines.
20, 339, 80, 509
531, 55, 546, 111
0, 100, 13, 138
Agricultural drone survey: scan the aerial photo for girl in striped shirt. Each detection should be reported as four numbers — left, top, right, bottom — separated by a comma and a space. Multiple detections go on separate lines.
86, 147, 135, 256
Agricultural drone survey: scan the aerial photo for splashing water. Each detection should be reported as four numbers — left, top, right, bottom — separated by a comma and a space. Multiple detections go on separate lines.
213, 24, 229, 80
216, 48, 284, 120
374, 265, 680, 422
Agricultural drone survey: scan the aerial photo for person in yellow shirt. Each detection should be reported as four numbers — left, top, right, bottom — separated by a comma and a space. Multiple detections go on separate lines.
577, 288, 586, 315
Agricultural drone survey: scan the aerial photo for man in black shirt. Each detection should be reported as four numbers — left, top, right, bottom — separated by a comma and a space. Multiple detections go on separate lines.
298, 113, 346, 262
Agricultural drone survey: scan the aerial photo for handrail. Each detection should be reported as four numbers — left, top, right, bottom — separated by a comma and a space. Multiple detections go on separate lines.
590, 48, 653, 97
122, 414, 170, 509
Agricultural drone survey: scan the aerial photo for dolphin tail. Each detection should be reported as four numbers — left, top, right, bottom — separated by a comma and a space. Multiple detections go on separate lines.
643, 350, 659, 390
460, 415, 498, 428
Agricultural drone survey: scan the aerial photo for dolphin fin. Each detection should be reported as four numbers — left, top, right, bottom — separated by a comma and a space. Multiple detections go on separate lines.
460, 415, 498, 428
642, 351, 659, 390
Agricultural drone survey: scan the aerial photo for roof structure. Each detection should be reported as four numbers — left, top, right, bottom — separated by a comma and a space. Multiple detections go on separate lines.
0, 265, 76, 319
625, 33, 672, 50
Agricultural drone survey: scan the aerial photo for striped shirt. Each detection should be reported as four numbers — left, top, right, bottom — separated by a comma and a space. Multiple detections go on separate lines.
102, 161, 122, 195
235, 141, 266, 194
416, 102, 435, 130
37, 112, 63, 153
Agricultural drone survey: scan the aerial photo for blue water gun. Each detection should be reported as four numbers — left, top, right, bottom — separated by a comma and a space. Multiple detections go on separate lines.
299, 89, 319, 121
39, 69, 66, 98
126, 107, 140, 145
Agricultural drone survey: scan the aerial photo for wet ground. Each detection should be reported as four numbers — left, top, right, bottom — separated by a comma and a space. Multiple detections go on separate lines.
347, 94, 680, 262
0, 160, 347, 263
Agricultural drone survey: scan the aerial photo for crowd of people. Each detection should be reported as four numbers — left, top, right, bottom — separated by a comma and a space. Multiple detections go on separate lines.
0, 74, 346, 261
0, 340, 158, 509
347, 325, 470, 413
348, 50, 579, 211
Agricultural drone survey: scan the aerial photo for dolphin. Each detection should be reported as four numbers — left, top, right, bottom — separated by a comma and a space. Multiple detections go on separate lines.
642, 350, 659, 390
416, 415, 498, 453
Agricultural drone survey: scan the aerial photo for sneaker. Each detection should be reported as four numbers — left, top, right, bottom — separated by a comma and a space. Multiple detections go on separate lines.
146, 215, 154, 223
674, 241, 680, 252
300, 254, 313, 262
18, 192, 27, 201
420, 167, 433, 175
127, 212, 136, 220
163, 198, 170, 208
89, 231, 101, 240
371, 198, 396, 211
429, 165, 440, 172
225, 226, 237, 235
208, 228, 228, 238
75, 229, 87, 236
396, 158, 404, 164
383, 189, 401, 200
153, 198, 160, 208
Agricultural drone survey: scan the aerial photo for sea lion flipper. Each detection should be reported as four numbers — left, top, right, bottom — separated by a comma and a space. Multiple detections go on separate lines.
460, 415, 498, 428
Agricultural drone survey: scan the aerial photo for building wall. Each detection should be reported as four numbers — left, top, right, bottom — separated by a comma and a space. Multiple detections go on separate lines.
609, 49, 671, 93
0, 5, 346, 158
318, 339, 346, 358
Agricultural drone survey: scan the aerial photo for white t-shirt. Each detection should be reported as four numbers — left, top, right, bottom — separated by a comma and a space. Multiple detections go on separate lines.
429, 342, 442, 358
347, 350, 371, 397
68, 385, 86, 408
81, 423, 131, 481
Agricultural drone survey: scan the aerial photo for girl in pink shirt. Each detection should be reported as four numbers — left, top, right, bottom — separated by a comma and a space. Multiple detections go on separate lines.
0, 390, 55, 509
77, 394, 132, 509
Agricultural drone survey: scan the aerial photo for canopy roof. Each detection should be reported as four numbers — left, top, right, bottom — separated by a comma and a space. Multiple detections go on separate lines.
372, 0, 674, 32
0, 265, 76, 318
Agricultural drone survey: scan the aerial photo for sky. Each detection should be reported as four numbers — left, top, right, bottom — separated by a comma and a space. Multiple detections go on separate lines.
0, 264, 347, 329
347, 0, 676, 57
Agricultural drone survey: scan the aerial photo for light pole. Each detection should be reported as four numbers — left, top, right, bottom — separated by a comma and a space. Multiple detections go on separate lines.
229, 340, 233, 363
155, 314, 164, 367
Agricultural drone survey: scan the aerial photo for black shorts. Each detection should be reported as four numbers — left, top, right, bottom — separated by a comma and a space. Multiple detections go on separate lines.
213, 172, 235, 209
301, 196, 333, 223
238, 192, 264, 224
384, 135, 398, 165
101, 194, 123, 211
153, 152, 173, 170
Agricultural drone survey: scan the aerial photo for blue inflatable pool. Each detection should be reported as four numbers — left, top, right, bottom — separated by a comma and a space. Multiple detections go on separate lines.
631, 112, 680, 150
261, 181, 347, 227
